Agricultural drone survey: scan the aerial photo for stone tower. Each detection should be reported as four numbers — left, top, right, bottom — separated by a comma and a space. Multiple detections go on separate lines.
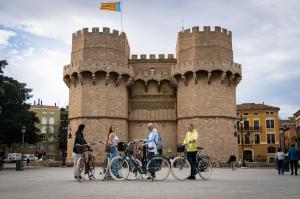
63, 26, 242, 164
63, 27, 132, 162
172, 26, 242, 162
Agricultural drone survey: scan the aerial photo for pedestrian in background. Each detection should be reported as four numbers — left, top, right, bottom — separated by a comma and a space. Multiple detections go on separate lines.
275, 148, 286, 175
287, 144, 299, 175
228, 153, 237, 171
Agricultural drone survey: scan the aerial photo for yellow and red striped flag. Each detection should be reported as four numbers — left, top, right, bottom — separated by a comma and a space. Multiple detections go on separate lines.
100, 1, 121, 12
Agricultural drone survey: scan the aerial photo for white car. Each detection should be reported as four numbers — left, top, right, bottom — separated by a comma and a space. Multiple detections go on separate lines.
23, 154, 38, 161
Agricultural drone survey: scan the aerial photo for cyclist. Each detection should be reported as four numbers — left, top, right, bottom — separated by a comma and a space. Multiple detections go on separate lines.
73, 124, 87, 180
144, 123, 159, 179
183, 123, 198, 180
106, 125, 122, 179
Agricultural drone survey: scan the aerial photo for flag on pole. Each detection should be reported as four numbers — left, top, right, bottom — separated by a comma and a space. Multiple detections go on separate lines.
100, 1, 121, 12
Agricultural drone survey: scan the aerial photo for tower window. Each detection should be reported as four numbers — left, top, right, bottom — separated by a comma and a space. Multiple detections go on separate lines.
150, 68, 155, 75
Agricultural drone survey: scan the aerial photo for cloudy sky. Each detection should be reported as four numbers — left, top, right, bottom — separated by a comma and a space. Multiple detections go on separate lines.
0, 0, 299, 119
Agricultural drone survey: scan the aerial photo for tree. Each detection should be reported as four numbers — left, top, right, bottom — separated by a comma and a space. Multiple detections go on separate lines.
0, 60, 40, 150
58, 108, 68, 153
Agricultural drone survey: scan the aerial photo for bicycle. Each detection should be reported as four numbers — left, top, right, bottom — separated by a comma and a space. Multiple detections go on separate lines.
98, 141, 115, 181
109, 140, 171, 181
171, 144, 212, 180
75, 143, 96, 182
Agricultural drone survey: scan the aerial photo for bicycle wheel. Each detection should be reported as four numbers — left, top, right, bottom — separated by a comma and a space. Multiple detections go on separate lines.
198, 156, 213, 180
76, 157, 85, 182
127, 158, 142, 181
87, 156, 96, 180
171, 157, 191, 180
109, 156, 130, 181
146, 157, 170, 181
99, 158, 109, 181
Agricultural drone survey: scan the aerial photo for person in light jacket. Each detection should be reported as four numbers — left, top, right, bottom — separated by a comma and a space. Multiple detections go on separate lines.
144, 123, 159, 179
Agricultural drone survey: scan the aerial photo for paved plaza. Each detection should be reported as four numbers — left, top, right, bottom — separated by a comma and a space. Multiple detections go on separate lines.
0, 165, 299, 199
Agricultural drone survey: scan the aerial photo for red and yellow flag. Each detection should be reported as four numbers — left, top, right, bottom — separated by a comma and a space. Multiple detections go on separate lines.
100, 2, 121, 12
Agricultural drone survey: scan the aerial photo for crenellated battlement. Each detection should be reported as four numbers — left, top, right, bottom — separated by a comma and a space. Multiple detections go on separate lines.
129, 54, 176, 63
178, 26, 232, 38
171, 60, 242, 77
63, 59, 133, 78
72, 27, 126, 38
176, 25, 234, 69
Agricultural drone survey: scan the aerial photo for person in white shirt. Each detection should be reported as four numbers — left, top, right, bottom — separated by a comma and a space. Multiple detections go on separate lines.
275, 148, 287, 175
106, 125, 121, 179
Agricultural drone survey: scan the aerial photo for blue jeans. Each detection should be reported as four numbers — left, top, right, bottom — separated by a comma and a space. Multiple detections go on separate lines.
277, 159, 284, 175
109, 147, 119, 176
148, 152, 156, 177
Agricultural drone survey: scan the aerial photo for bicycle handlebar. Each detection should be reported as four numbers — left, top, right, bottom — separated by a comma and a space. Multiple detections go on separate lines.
128, 139, 144, 144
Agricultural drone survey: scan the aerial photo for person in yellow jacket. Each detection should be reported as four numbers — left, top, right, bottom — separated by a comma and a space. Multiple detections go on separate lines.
183, 123, 198, 179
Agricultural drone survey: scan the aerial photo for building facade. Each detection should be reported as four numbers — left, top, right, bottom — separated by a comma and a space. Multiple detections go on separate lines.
30, 105, 60, 160
237, 103, 280, 163
63, 26, 242, 164
294, 109, 300, 145
280, 117, 297, 151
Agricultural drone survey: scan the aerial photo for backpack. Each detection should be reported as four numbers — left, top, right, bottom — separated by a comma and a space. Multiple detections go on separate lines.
154, 133, 163, 154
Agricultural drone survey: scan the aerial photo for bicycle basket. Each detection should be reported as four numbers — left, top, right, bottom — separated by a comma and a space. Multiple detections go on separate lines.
128, 143, 135, 153
117, 142, 127, 151
176, 144, 185, 153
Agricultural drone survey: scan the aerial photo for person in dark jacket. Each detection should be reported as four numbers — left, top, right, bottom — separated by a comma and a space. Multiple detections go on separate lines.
73, 124, 87, 179
228, 153, 237, 171
287, 144, 300, 175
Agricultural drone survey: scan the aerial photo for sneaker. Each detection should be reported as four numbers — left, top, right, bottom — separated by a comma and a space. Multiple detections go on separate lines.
295, 173, 298, 176
147, 175, 156, 180
187, 175, 196, 180
115, 175, 123, 179
291, 172, 294, 175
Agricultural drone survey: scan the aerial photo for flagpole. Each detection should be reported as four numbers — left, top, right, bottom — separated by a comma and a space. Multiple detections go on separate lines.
120, 0, 124, 32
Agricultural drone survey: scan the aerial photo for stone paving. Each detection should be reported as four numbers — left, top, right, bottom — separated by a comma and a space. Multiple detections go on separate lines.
0, 164, 299, 199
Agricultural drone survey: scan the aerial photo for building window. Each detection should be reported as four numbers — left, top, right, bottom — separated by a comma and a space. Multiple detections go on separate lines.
254, 120, 260, 130
238, 134, 240, 144
244, 120, 249, 130
245, 134, 250, 144
270, 112, 274, 114
41, 125, 47, 134
266, 112, 269, 115
48, 143, 55, 151
268, 147, 276, 153
254, 112, 258, 115
266, 119, 274, 128
150, 68, 155, 75
39, 143, 45, 151
49, 117, 55, 125
254, 133, 260, 144
49, 125, 54, 133
243, 113, 248, 115
41, 117, 47, 125
267, 134, 275, 144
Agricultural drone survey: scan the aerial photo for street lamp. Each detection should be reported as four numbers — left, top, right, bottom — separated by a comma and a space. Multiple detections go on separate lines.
237, 114, 247, 168
21, 125, 26, 170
